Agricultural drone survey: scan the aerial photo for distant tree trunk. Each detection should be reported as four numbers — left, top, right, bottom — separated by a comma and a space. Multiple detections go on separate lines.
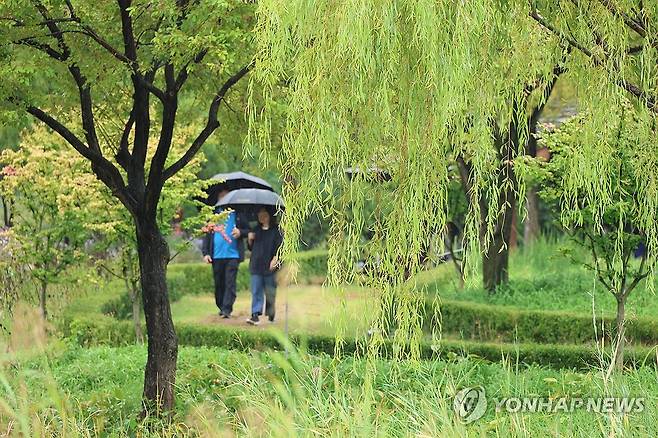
524, 188, 541, 245
136, 217, 177, 413
612, 294, 626, 371
481, 203, 514, 292
522, 73, 560, 246
445, 223, 465, 289
468, 123, 517, 293
457, 151, 514, 293
509, 208, 518, 250
125, 276, 144, 345
1, 197, 11, 227
39, 279, 47, 319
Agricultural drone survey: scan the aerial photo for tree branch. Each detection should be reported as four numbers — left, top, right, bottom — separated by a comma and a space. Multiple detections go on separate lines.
144, 64, 178, 214
597, 0, 646, 38
116, 110, 135, 171
584, 230, 613, 291
162, 62, 252, 181
625, 253, 649, 297
25, 105, 136, 211
31, 0, 71, 58
174, 49, 209, 91
529, 7, 658, 112
117, 0, 138, 64
530, 9, 596, 60
13, 37, 66, 60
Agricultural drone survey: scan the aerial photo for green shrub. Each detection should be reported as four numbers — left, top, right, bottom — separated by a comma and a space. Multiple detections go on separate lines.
68, 317, 136, 346
426, 299, 658, 345
287, 249, 329, 280
101, 282, 186, 321
100, 293, 134, 320
166, 263, 247, 297
66, 317, 657, 370
167, 250, 329, 297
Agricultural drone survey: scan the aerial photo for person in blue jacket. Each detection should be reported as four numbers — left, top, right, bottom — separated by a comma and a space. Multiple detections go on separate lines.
202, 190, 250, 318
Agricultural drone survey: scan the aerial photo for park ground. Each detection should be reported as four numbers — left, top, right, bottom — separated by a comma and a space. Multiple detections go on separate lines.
3, 239, 658, 436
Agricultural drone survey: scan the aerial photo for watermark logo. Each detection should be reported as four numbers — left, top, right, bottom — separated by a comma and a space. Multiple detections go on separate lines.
453, 386, 487, 424
453, 387, 645, 423
494, 397, 645, 414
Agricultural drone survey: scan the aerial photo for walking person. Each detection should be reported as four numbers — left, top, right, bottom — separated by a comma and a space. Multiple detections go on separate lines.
202, 189, 250, 318
246, 207, 283, 325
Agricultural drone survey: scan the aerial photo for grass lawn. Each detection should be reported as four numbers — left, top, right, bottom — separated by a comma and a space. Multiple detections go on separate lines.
419, 240, 658, 319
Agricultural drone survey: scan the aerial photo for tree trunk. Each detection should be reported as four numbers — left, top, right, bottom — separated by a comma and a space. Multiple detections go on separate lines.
135, 218, 177, 414
481, 124, 517, 293
128, 280, 144, 345
524, 188, 541, 245
1, 197, 11, 227
613, 294, 626, 371
509, 208, 518, 250
39, 280, 47, 320
482, 230, 511, 292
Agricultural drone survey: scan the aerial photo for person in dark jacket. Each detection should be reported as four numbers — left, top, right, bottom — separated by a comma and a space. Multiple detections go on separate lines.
246, 207, 283, 325
202, 190, 250, 318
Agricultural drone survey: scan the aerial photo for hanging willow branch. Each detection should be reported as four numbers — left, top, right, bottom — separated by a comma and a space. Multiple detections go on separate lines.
249, 0, 658, 356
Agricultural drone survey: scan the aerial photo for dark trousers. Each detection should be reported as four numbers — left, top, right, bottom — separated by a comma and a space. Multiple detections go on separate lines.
212, 258, 239, 315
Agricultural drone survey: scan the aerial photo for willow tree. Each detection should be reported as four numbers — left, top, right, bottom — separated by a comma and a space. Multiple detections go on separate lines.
0, 1, 252, 412
251, 0, 657, 350
524, 2, 658, 251
455, 64, 564, 291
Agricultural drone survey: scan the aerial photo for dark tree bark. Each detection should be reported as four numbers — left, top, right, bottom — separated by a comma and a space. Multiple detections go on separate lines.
482, 125, 517, 293
457, 116, 518, 293
522, 73, 559, 246
136, 217, 177, 412
1, 196, 12, 227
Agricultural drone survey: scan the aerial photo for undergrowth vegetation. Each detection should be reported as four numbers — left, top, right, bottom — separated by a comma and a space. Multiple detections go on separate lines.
3, 343, 658, 437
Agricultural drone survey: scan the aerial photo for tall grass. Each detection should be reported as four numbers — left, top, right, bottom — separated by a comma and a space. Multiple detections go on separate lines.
3, 335, 658, 437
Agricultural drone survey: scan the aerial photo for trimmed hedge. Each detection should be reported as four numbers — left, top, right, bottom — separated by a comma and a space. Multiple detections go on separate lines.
167, 263, 250, 298
167, 249, 328, 298
429, 299, 658, 346
65, 317, 658, 370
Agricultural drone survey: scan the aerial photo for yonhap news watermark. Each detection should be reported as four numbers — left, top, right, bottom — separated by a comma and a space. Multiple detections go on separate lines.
453, 386, 645, 424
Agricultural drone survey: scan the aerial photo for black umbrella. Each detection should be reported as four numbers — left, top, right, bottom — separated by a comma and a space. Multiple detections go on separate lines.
215, 188, 285, 213
201, 171, 274, 206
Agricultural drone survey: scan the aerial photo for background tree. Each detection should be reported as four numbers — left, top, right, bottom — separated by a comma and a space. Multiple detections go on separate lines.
0, 125, 101, 319
456, 66, 563, 292
533, 107, 651, 372
251, 1, 567, 353
0, 0, 253, 412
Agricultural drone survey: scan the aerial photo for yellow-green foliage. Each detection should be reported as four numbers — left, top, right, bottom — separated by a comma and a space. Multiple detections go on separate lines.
249, 0, 658, 358
0, 126, 105, 308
